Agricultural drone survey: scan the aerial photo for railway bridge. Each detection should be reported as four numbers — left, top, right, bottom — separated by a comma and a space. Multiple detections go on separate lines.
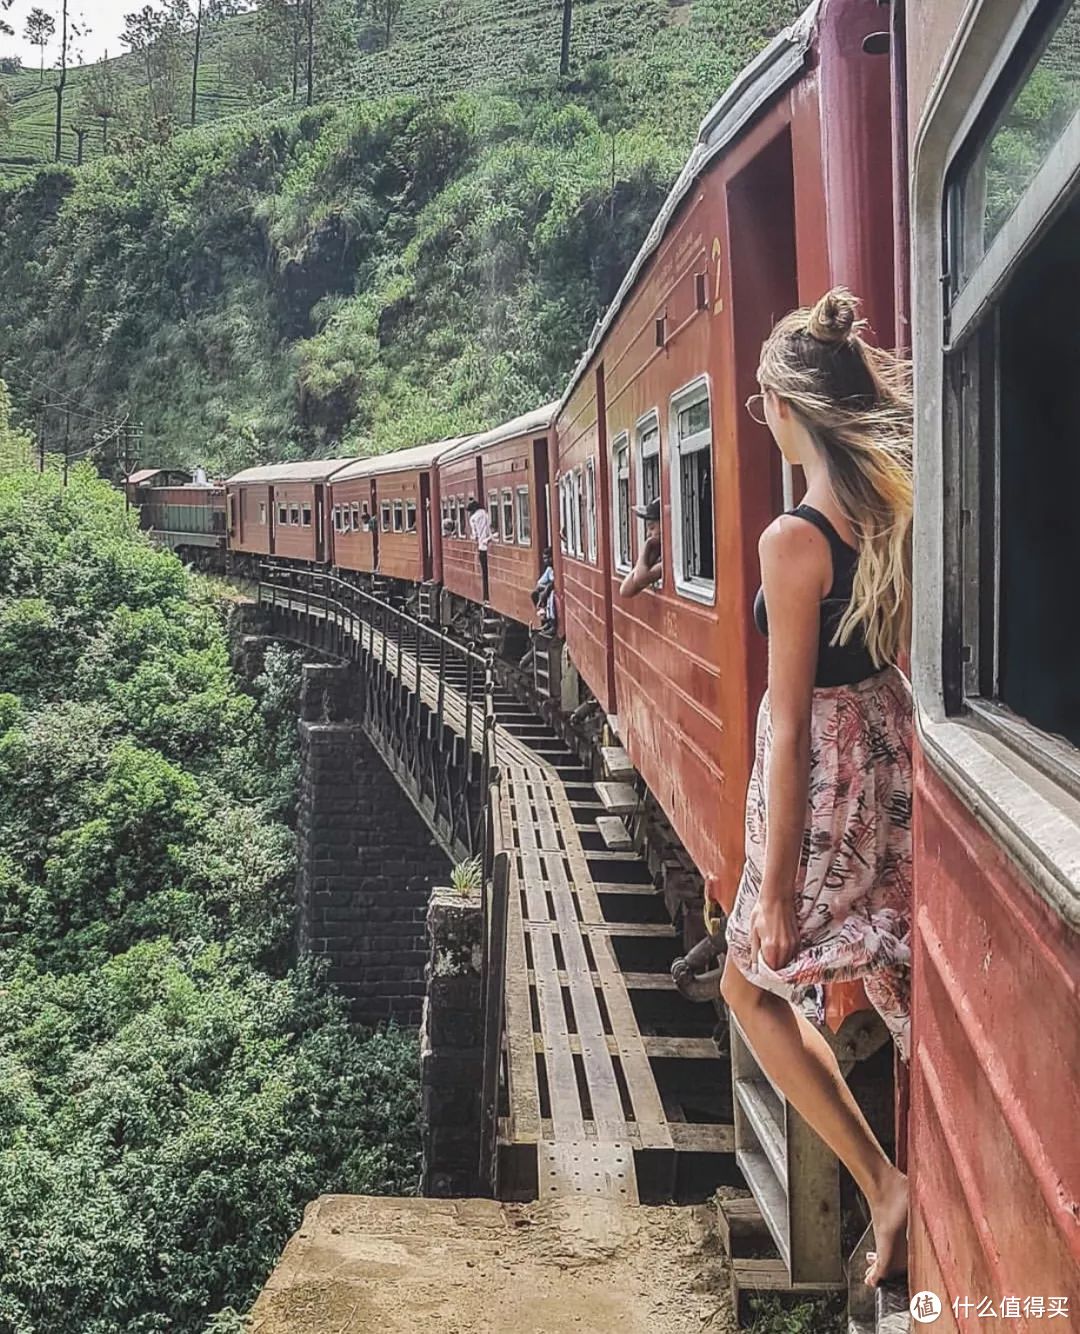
248, 561, 906, 1332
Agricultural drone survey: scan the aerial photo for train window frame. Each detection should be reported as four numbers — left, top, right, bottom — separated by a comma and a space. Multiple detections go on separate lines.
381, 501, 392, 533
558, 475, 569, 555
501, 488, 514, 542
351, 503, 360, 532
585, 458, 598, 564
277, 503, 288, 526
258, 502, 267, 525
405, 500, 417, 533
515, 486, 531, 546
302, 505, 312, 528
333, 506, 342, 533
289, 504, 300, 526
457, 497, 467, 539
635, 410, 661, 511
488, 489, 500, 536
612, 433, 631, 573
669, 377, 716, 605
913, 0, 1080, 925
393, 500, 404, 533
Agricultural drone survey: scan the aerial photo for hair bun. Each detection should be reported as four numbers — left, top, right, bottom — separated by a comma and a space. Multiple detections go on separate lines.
808, 287, 860, 344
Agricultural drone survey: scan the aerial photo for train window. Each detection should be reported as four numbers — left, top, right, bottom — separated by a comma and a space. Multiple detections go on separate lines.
500, 488, 513, 541
636, 412, 660, 508
393, 500, 404, 532
258, 502, 267, 525
670, 380, 715, 601
381, 501, 391, 532
558, 475, 568, 554
348, 503, 357, 531
302, 506, 312, 527
948, 0, 1080, 302
585, 459, 598, 563
612, 434, 631, 571
361, 502, 370, 525
277, 503, 287, 525
457, 497, 467, 537
289, 504, 300, 526
488, 490, 499, 535
516, 487, 531, 545
940, 0, 1080, 765
333, 507, 342, 532
406, 501, 417, 532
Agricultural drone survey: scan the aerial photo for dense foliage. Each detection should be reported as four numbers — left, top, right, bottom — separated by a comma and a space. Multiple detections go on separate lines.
0, 0, 801, 475
0, 407, 421, 1332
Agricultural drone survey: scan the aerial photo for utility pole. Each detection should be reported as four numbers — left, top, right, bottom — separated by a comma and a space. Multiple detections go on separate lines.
37, 400, 46, 473
190, 0, 203, 128
62, 408, 71, 486
560, 0, 573, 76
305, 0, 314, 107
54, 0, 68, 162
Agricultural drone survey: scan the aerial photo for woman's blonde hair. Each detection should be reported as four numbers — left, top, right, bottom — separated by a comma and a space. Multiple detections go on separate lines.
757, 288, 913, 667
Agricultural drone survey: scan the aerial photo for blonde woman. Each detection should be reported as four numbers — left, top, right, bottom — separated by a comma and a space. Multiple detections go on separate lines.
722, 289, 913, 1288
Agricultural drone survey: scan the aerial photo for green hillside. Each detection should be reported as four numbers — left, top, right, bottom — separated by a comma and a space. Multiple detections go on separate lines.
0, 0, 801, 474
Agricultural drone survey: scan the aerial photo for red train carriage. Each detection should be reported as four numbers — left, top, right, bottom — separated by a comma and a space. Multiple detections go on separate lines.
437, 405, 557, 627
329, 439, 461, 586
909, 0, 1080, 1320
554, 0, 895, 1026
226, 459, 351, 567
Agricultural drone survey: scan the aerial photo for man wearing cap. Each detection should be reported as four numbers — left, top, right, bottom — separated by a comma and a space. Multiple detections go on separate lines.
619, 497, 663, 597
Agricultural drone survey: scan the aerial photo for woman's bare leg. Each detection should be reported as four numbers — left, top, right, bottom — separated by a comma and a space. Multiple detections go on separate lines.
720, 957, 907, 1286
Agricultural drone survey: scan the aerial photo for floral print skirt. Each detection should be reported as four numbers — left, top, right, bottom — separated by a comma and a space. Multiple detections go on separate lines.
725, 667, 913, 1059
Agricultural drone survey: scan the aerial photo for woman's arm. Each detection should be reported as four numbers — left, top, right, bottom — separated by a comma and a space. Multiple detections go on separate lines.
750, 517, 827, 970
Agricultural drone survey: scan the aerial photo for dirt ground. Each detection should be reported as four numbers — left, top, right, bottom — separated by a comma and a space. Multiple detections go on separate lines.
248, 1194, 737, 1334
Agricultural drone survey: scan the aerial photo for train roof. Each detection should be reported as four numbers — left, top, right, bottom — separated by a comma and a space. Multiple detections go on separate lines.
437, 402, 560, 464
330, 436, 472, 482
226, 458, 354, 485
557, 0, 820, 416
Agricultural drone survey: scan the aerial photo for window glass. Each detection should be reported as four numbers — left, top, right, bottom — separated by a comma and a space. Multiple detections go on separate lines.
585, 458, 598, 563
516, 486, 531, 544
289, 504, 300, 525
393, 500, 404, 532
672, 386, 715, 594
277, 503, 287, 525
613, 437, 631, 569
406, 500, 417, 532
258, 502, 267, 525
502, 488, 514, 541
952, 1, 1080, 289
381, 502, 391, 532
352, 503, 360, 531
302, 505, 312, 527
457, 497, 467, 537
637, 415, 661, 506
488, 490, 500, 535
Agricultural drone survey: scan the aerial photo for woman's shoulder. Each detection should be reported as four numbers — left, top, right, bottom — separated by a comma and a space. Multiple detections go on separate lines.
759, 513, 833, 596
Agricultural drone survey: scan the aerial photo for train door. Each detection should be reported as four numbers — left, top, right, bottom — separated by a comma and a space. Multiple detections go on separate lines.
267, 485, 276, 556
314, 484, 326, 563
419, 473, 433, 581
533, 435, 550, 559
727, 124, 799, 523
371, 480, 380, 571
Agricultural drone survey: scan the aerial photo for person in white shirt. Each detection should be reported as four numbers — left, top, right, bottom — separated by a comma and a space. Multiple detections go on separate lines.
467, 498, 492, 602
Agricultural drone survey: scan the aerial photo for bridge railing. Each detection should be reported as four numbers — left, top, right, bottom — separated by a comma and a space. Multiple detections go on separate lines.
257, 562, 496, 860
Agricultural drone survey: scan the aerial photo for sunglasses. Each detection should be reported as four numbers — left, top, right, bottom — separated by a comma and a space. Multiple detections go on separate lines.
745, 393, 768, 426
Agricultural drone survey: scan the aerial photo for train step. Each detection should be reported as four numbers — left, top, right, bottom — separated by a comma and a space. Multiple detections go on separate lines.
595, 781, 638, 817
596, 815, 633, 851
847, 1225, 911, 1334
599, 745, 636, 784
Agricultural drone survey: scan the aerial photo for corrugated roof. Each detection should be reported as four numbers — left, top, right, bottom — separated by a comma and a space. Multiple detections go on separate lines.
226, 458, 355, 485
126, 467, 190, 485
557, 1, 820, 417
330, 436, 472, 483
438, 402, 560, 465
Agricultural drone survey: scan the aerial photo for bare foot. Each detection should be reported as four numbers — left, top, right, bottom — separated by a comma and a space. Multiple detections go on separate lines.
865, 1167, 908, 1287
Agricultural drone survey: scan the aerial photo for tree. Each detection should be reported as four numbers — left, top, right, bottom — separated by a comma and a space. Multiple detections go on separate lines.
254, 0, 303, 99
0, 0, 14, 39
121, 2, 190, 134
24, 7, 55, 83
54, 0, 70, 162
79, 51, 125, 150
369, 0, 403, 49
554, 0, 573, 74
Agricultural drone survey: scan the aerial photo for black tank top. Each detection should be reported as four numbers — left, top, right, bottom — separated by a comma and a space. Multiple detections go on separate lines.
753, 504, 883, 687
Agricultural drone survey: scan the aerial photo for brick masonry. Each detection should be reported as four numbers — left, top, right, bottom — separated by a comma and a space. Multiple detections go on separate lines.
295, 663, 451, 1028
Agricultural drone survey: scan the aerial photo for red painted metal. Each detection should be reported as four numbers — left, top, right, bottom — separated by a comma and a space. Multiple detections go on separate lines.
911, 756, 1080, 1324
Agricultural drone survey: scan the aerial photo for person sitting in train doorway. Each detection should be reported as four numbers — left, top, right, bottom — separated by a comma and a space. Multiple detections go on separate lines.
720, 289, 913, 1291
534, 547, 555, 629
619, 497, 663, 596
466, 497, 492, 603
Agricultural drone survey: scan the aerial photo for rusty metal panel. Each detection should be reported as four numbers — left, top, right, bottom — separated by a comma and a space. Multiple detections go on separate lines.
912, 753, 1080, 1319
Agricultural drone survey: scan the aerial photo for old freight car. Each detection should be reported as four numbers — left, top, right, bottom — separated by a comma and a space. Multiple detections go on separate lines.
909, 0, 1080, 1321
